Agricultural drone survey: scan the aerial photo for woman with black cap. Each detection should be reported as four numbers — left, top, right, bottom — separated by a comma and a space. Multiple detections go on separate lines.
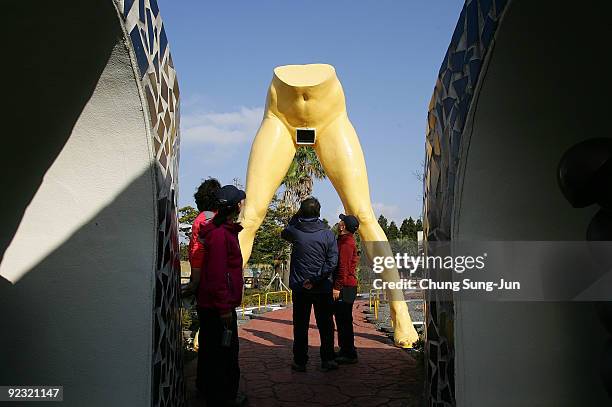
196, 184, 247, 407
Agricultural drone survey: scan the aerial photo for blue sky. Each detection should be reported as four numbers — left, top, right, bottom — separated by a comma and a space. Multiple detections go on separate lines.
158, 1, 463, 224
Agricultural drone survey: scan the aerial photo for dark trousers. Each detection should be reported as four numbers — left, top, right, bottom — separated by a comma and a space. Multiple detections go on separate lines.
333, 286, 358, 358
196, 308, 240, 405
292, 290, 335, 365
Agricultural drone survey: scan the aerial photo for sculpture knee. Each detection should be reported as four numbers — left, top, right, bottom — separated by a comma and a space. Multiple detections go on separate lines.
354, 208, 376, 226
240, 204, 266, 232
353, 207, 389, 242
353, 208, 379, 231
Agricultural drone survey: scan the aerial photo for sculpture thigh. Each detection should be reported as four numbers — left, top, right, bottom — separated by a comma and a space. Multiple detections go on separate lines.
238, 115, 296, 264
315, 114, 419, 347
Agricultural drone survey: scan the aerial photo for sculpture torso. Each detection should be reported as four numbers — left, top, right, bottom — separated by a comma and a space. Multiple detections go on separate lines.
267, 64, 347, 134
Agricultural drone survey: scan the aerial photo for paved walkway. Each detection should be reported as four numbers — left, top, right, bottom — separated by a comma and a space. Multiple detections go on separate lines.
186, 300, 421, 407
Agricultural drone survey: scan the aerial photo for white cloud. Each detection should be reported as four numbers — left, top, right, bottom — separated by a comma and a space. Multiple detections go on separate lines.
372, 202, 401, 221
180, 93, 204, 109
181, 106, 264, 145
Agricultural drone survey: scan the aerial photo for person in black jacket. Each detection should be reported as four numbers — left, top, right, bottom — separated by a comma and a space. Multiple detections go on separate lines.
281, 197, 339, 372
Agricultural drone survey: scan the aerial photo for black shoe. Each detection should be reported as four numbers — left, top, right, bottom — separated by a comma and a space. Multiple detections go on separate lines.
335, 355, 358, 364
291, 362, 306, 372
321, 360, 339, 371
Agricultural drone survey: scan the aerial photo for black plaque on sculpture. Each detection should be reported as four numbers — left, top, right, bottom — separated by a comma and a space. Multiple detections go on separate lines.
296, 128, 316, 145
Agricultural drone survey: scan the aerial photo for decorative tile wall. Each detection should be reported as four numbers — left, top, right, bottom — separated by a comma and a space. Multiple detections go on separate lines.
423, 1, 509, 405
115, 1, 184, 406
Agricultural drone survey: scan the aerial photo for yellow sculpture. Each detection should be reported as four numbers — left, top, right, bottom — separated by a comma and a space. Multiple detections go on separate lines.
238, 64, 419, 348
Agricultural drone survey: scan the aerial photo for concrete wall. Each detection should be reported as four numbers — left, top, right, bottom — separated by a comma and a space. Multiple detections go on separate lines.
1, 2, 157, 405
453, 0, 611, 405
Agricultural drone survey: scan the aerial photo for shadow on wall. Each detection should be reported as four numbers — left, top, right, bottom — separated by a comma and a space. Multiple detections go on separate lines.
0, 166, 157, 407
3, 1, 120, 264
2, 2, 164, 406
450, 0, 612, 405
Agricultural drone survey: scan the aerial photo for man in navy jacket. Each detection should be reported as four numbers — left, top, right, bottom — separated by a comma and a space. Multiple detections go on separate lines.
281, 197, 339, 371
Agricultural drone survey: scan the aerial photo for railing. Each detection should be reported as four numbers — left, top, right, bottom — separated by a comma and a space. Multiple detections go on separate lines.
264, 290, 290, 307
242, 293, 262, 316
252, 293, 262, 311
369, 288, 390, 321
240, 291, 293, 316
369, 288, 381, 310
374, 295, 379, 320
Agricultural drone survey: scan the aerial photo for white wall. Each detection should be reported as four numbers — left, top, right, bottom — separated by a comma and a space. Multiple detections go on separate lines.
0, 4, 157, 405
452, 0, 610, 406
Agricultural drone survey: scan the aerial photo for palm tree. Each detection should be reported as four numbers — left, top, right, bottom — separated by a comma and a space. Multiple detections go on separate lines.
281, 147, 326, 211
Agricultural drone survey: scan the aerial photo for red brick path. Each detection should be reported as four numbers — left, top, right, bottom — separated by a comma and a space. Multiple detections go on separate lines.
237, 300, 421, 407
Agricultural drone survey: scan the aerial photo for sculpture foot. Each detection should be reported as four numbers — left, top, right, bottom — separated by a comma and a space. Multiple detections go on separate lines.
390, 300, 419, 349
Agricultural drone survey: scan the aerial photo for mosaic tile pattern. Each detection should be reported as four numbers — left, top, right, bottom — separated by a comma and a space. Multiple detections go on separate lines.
423, 0, 509, 405
115, 1, 184, 406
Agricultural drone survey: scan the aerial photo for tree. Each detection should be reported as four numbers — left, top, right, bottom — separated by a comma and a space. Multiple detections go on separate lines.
232, 177, 244, 189
377, 214, 389, 235
179, 206, 199, 225
387, 221, 399, 240
178, 206, 199, 262
413, 160, 425, 203
330, 221, 339, 236
250, 194, 292, 266
281, 147, 326, 211
400, 217, 417, 240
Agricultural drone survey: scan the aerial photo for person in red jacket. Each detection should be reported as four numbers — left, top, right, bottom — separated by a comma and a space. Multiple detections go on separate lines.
196, 184, 247, 407
183, 178, 220, 297
333, 214, 360, 364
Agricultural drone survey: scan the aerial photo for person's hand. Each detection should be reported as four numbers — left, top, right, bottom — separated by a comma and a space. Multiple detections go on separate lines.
333, 289, 341, 301
302, 279, 313, 290
220, 312, 233, 327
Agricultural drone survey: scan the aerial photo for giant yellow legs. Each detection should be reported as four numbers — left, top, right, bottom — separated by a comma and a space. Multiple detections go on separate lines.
238, 64, 418, 348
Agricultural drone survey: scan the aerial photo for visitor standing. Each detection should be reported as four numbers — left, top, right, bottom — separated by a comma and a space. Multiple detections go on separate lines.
281, 197, 339, 372
196, 185, 247, 407
183, 178, 221, 297
333, 214, 360, 364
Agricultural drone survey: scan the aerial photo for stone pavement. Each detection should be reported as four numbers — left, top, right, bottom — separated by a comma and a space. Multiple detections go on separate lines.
185, 300, 422, 407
